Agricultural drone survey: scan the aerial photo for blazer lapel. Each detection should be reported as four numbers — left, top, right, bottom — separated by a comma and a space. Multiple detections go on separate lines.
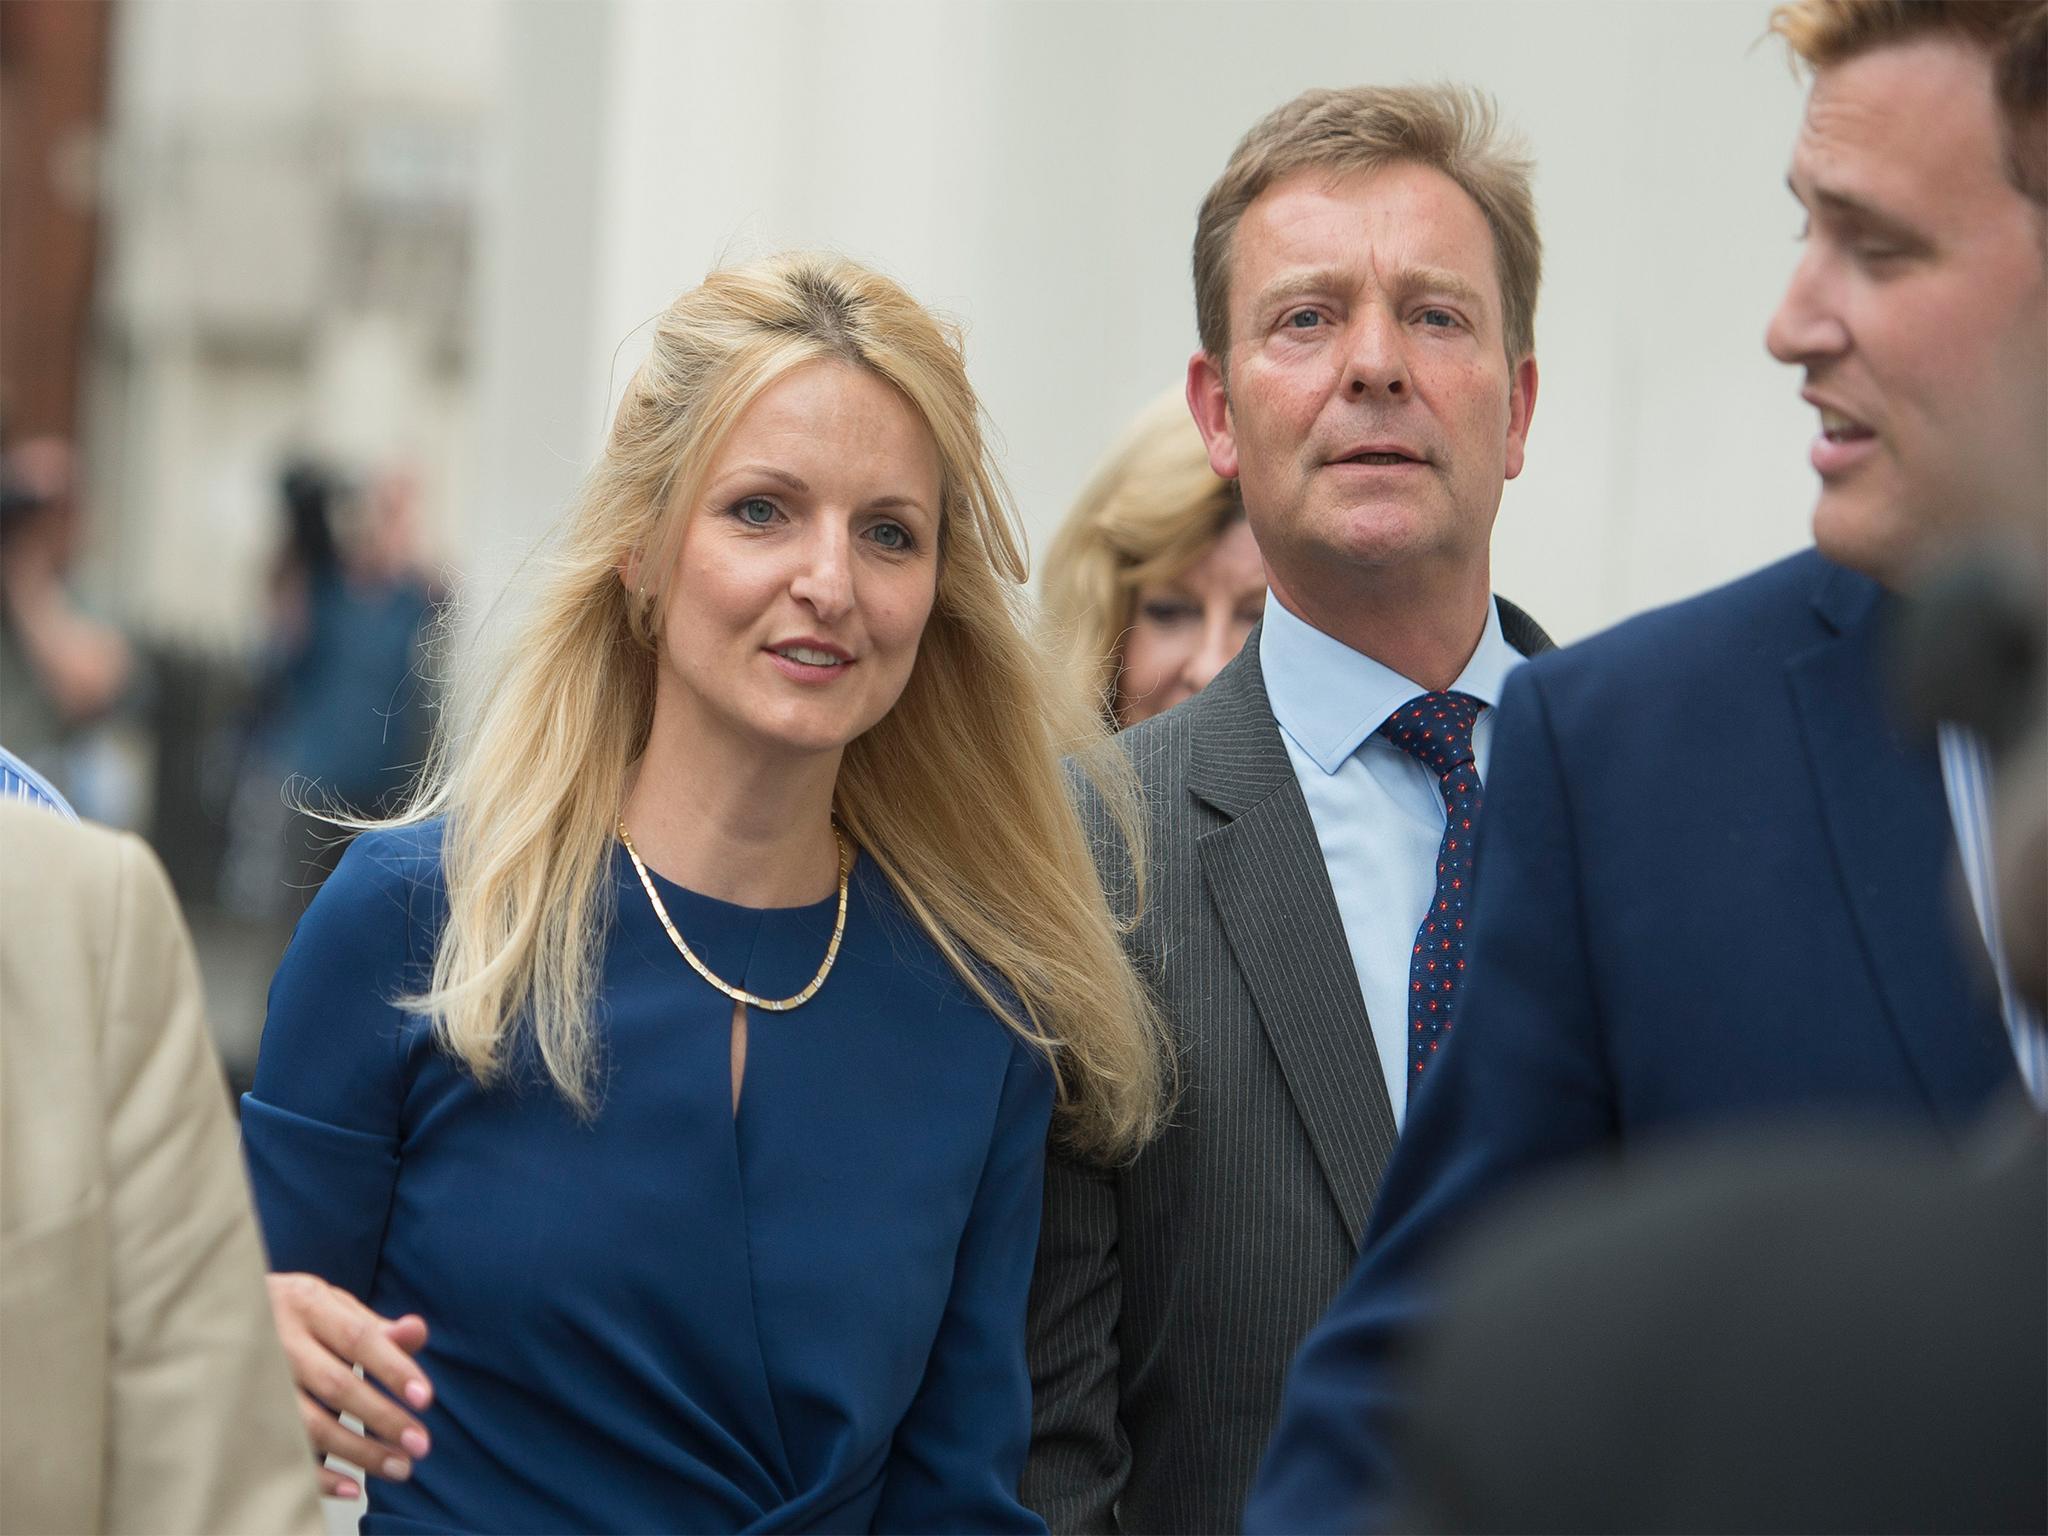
1787, 562, 2018, 1138
1187, 632, 1398, 1248
1496, 594, 1555, 658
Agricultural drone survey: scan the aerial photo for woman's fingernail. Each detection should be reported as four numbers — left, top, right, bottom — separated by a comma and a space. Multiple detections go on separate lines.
405, 1380, 430, 1408
401, 1428, 430, 1457
382, 1457, 411, 1481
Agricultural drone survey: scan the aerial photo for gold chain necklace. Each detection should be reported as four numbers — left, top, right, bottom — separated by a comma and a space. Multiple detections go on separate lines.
616, 819, 851, 1012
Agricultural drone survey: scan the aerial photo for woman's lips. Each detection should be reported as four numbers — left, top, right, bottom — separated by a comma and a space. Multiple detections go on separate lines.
765, 645, 855, 684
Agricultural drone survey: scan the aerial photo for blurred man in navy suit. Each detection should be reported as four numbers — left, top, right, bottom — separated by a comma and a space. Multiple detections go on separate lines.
1247, 3, 2048, 1529
1386, 536, 2047, 1536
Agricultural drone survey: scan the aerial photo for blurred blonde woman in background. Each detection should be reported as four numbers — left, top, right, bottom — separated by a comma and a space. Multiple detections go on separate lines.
1041, 387, 1266, 727
244, 253, 1166, 1535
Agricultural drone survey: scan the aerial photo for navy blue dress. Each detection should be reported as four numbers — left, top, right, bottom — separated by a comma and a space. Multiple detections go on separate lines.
243, 821, 1053, 1534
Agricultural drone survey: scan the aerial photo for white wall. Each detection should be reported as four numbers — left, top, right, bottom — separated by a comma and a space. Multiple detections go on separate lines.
96, 0, 497, 646
477, 0, 1819, 645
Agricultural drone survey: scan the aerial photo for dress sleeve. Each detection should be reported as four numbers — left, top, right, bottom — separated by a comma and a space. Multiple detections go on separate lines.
240, 831, 428, 1299
872, 1040, 1055, 1535
1245, 661, 1619, 1535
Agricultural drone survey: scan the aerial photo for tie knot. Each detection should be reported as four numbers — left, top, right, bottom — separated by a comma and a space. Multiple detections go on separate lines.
1378, 690, 1483, 775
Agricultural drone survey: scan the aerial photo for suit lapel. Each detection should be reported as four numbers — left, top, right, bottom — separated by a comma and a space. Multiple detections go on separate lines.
1496, 594, 1555, 658
1787, 563, 2018, 1138
1187, 632, 1397, 1247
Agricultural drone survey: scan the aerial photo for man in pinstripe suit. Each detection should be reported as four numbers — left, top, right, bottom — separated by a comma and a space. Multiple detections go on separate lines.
1021, 84, 1552, 1533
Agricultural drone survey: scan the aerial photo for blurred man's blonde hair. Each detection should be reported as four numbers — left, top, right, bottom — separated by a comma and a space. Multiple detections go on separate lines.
1040, 388, 1243, 725
1771, 0, 2048, 205
1192, 84, 1542, 365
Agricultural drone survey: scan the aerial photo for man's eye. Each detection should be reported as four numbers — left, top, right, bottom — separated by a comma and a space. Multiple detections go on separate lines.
1419, 308, 1457, 329
732, 497, 779, 527
1284, 309, 1322, 330
867, 521, 914, 552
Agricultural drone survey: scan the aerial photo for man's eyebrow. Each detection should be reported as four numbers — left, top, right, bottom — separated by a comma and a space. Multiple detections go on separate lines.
1249, 264, 1489, 314
1248, 267, 1349, 314
1789, 175, 1931, 245
1401, 266, 1487, 308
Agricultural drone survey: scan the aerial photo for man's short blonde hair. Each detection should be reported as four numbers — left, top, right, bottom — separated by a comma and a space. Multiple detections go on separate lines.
1192, 84, 1542, 364
1770, 0, 2048, 206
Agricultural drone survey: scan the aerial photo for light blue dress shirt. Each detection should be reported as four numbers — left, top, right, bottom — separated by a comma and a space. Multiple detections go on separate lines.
0, 743, 76, 820
1937, 723, 2047, 1108
1261, 594, 1526, 1129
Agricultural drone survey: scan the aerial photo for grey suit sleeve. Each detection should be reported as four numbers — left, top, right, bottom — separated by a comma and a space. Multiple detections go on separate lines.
1022, 1150, 1128, 1534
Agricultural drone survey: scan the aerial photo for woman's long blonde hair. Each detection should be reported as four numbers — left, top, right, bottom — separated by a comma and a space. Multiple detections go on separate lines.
1040, 387, 1243, 724
381, 253, 1166, 1161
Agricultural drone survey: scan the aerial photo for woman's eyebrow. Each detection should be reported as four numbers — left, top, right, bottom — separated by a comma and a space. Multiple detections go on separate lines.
717, 464, 810, 494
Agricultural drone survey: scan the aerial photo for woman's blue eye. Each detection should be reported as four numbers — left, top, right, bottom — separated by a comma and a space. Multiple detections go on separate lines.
868, 522, 913, 552
735, 497, 778, 526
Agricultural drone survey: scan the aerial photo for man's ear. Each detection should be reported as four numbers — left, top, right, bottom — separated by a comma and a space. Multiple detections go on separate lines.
1503, 354, 1539, 482
1186, 348, 1241, 482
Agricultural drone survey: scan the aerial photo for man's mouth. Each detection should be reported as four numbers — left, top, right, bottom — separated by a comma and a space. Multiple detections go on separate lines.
1806, 401, 1878, 479
1329, 447, 1427, 467
1818, 407, 1875, 444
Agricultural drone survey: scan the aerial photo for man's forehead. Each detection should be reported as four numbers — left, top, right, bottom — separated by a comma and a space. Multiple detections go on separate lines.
1795, 37, 2007, 205
1245, 161, 1487, 234
1233, 162, 1499, 291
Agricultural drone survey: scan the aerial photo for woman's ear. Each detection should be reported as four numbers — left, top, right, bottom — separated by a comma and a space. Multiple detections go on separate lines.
619, 550, 644, 600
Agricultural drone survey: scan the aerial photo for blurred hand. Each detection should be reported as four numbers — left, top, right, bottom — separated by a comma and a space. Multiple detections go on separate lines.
266, 1272, 434, 1499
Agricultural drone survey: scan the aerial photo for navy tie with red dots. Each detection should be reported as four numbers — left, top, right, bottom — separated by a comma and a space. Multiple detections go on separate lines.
1378, 691, 1485, 1084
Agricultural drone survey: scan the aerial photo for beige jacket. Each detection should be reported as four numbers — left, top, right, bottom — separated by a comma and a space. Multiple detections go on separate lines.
0, 804, 321, 1535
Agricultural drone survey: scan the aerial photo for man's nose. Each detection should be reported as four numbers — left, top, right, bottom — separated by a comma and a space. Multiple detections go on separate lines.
1766, 247, 1850, 366
1343, 306, 1410, 400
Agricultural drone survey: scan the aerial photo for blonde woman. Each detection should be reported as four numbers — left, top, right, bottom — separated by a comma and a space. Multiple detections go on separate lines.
1040, 388, 1266, 727
244, 254, 1164, 1534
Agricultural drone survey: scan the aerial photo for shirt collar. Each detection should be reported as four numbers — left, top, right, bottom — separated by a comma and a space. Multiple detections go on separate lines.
1260, 591, 1521, 776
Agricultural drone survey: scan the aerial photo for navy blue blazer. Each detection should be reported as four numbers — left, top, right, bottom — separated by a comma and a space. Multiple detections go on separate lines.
1245, 549, 2021, 1534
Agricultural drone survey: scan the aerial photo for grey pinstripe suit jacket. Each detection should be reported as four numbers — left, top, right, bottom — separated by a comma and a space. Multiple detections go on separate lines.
1023, 605, 1551, 1535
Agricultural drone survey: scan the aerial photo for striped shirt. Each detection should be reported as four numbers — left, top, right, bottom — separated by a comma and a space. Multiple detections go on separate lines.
1937, 723, 2046, 1107
0, 744, 76, 821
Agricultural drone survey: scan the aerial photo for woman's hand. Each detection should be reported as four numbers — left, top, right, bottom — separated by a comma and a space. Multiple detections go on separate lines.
266, 1272, 435, 1499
